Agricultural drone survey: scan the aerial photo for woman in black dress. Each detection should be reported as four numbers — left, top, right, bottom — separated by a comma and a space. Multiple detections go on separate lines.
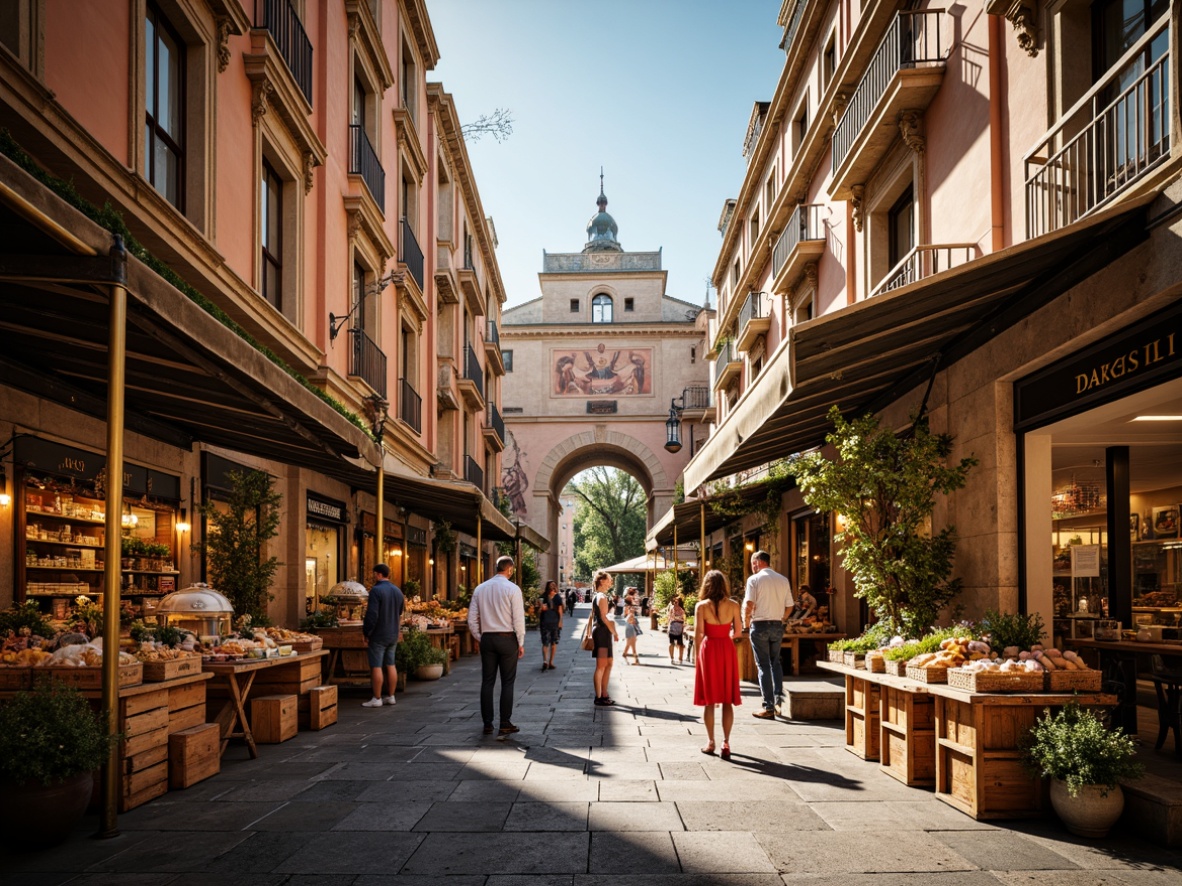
589, 570, 619, 705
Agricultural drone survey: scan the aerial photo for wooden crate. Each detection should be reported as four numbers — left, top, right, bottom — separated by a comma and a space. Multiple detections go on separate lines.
946, 669, 1044, 693
35, 662, 143, 689
168, 704, 206, 735
118, 688, 171, 812
879, 684, 935, 786
843, 651, 866, 669
1045, 669, 1102, 692
290, 636, 323, 654
169, 723, 220, 789
883, 659, 909, 677
905, 665, 949, 684
252, 656, 324, 696
865, 653, 886, 673
252, 694, 297, 743
141, 654, 202, 682
843, 673, 880, 760
121, 762, 169, 811
828, 649, 845, 663
0, 666, 31, 690
168, 680, 206, 711
315, 627, 368, 648
297, 685, 338, 730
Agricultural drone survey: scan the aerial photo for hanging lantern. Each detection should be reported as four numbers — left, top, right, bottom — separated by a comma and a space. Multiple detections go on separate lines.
664, 402, 682, 453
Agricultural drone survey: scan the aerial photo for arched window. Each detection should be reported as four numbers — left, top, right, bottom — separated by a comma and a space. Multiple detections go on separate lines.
592, 293, 613, 323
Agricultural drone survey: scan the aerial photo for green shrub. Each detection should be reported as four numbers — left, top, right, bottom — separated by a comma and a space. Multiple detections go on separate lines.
1023, 703, 1142, 797
0, 682, 118, 785
980, 610, 1044, 651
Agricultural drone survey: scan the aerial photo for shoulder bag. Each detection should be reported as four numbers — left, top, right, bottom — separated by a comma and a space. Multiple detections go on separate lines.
581, 594, 601, 650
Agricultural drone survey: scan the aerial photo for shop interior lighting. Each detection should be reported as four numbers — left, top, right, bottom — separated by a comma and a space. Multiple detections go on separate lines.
121, 505, 138, 527
1131, 415, 1182, 421
0, 465, 9, 507
175, 508, 190, 533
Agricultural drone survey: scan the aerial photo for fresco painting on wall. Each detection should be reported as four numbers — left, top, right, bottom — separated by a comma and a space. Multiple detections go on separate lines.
502, 430, 530, 516
552, 344, 652, 397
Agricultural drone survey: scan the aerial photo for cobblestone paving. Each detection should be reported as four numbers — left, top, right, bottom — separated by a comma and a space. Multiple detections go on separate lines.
7, 607, 1182, 884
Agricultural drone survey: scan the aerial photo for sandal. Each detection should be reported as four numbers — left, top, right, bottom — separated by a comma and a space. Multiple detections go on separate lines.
599, 697, 616, 706
700, 742, 716, 755
720, 741, 731, 760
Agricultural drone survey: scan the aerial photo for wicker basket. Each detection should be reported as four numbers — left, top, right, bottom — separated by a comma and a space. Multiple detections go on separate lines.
1045, 669, 1102, 692
883, 659, 909, 677
865, 653, 886, 673
946, 668, 1045, 693
905, 665, 949, 683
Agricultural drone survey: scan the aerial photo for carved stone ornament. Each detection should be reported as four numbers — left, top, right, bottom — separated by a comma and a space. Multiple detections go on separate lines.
302, 151, 315, 193
803, 262, 818, 289
898, 111, 925, 155
347, 13, 362, 41
215, 16, 232, 72
850, 185, 865, 233
251, 80, 273, 125
1007, 2, 1038, 57
346, 210, 362, 241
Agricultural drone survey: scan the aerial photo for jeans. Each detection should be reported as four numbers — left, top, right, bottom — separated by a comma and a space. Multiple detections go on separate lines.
479, 633, 519, 727
749, 621, 784, 711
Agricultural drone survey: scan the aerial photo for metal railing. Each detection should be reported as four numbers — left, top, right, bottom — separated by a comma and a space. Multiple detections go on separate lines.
485, 319, 499, 347
779, 0, 806, 53
463, 345, 485, 400
349, 327, 387, 398
349, 125, 385, 210
772, 204, 826, 277
401, 218, 424, 291
717, 340, 738, 366
832, 10, 943, 172
1025, 23, 1170, 238
487, 402, 505, 444
464, 454, 484, 492
869, 244, 977, 298
399, 377, 421, 434
681, 385, 712, 410
256, 0, 312, 104
738, 291, 763, 331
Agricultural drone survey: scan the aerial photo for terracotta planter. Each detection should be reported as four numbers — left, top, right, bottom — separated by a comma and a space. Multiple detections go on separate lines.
414, 663, 444, 680
1050, 779, 1124, 838
0, 770, 94, 848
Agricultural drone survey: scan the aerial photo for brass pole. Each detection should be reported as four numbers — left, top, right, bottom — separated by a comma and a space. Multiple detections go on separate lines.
514, 523, 522, 586
673, 521, 678, 597
699, 500, 706, 577
100, 239, 128, 838
374, 441, 384, 580
476, 511, 483, 583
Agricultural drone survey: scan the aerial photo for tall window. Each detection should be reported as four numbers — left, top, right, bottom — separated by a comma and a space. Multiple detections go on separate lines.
353, 77, 366, 128
592, 293, 613, 323
353, 262, 367, 333
888, 185, 915, 269
261, 160, 283, 309
145, 4, 185, 210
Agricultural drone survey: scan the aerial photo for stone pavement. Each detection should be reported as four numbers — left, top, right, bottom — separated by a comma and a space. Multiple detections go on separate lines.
7, 605, 1182, 885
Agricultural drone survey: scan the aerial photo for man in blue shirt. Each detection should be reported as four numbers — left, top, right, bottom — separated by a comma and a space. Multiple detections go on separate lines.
362, 563, 404, 708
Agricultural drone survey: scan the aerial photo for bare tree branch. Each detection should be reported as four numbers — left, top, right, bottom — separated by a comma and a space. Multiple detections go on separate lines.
460, 108, 514, 143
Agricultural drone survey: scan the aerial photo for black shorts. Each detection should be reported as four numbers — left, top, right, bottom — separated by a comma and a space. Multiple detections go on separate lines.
592, 623, 613, 657
668, 631, 685, 647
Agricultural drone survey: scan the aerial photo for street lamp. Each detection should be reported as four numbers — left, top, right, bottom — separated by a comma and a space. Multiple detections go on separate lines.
665, 395, 685, 453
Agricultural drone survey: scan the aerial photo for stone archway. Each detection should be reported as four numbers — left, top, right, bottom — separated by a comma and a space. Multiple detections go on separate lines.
530, 429, 673, 585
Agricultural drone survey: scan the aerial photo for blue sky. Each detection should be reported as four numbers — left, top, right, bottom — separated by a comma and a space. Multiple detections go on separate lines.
428, 0, 786, 309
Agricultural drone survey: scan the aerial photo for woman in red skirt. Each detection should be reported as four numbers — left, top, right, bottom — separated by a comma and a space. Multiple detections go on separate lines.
693, 569, 743, 759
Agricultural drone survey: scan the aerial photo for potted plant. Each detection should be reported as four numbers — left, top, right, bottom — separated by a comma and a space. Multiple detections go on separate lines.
1023, 702, 1143, 837
396, 626, 448, 680
0, 681, 119, 848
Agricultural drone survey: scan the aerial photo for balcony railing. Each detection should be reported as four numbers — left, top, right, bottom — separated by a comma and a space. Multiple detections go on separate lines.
717, 340, 737, 366
772, 204, 826, 277
464, 454, 484, 492
399, 377, 421, 434
349, 124, 385, 210
681, 385, 712, 410
485, 319, 500, 347
779, 0, 806, 53
256, 0, 312, 104
1025, 21, 1170, 238
401, 218, 424, 291
869, 244, 977, 298
833, 11, 943, 173
349, 327, 387, 399
463, 345, 485, 401
738, 291, 763, 330
487, 402, 505, 445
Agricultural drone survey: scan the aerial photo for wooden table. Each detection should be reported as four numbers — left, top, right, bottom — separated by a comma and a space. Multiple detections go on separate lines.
1071, 637, 1182, 738
782, 632, 846, 675
203, 650, 328, 759
424, 625, 455, 674
315, 624, 370, 687
453, 621, 475, 655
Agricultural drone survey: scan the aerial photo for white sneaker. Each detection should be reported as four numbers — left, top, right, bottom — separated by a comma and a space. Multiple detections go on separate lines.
361, 697, 384, 708
383, 695, 397, 705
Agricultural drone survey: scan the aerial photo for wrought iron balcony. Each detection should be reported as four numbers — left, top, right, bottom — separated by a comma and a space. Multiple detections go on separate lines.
869, 244, 977, 298
349, 124, 385, 211
485, 319, 500, 347
464, 454, 484, 492
399, 377, 421, 435
348, 327, 386, 398
736, 292, 771, 353
1025, 19, 1170, 238
484, 320, 505, 375
713, 340, 742, 392
772, 203, 826, 282
485, 402, 505, 449
681, 385, 712, 410
456, 344, 485, 410
830, 11, 944, 198
256, 0, 312, 104
400, 218, 424, 291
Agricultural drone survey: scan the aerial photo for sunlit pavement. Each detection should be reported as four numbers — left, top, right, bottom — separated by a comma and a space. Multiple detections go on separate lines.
9, 604, 1182, 884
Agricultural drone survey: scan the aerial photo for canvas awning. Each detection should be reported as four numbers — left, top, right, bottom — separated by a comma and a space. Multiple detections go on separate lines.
682, 195, 1155, 492
648, 476, 796, 546
601, 551, 700, 574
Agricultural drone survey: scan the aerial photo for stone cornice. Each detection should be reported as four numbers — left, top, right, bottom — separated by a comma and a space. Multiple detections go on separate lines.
346, 0, 395, 91
392, 106, 427, 184
499, 324, 701, 339
401, 0, 441, 70
344, 194, 395, 265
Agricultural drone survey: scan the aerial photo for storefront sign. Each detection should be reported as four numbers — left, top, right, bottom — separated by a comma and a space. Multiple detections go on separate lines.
586, 400, 618, 414
407, 527, 427, 547
1015, 301, 1182, 430
15, 437, 179, 499
307, 493, 346, 523
1071, 545, 1101, 578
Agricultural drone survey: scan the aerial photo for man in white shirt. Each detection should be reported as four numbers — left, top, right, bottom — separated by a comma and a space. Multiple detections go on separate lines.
743, 550, 794, 719
468, 555, 526, 736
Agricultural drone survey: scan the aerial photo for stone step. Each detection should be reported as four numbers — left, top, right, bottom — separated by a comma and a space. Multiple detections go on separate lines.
783, 676, 844, 720
1120, 772, 1182, 847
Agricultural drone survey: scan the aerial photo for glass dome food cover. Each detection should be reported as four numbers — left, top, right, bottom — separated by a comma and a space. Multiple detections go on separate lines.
156, 582, 234, 638
329, 580, 369, 600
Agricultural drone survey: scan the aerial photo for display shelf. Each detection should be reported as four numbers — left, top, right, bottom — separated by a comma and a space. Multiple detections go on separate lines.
25, 565, 105, 572
25, 510, 108, 525
24, 538, 104, 548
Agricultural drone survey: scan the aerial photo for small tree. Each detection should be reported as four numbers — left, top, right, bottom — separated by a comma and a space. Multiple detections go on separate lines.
195, 469, 282, 621
789, 407, 977, 637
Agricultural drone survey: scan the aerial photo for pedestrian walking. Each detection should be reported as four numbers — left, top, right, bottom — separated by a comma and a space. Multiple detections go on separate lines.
693, 570, 743, 758
587, 570, 619, 705
468, 555, 526, 735
566, 587, 576, 615
539, 580, 563, 670
361, 563, 404, 708
666, 595, 687, 664
623, 608, 641, 665
743, 550, 794, 719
